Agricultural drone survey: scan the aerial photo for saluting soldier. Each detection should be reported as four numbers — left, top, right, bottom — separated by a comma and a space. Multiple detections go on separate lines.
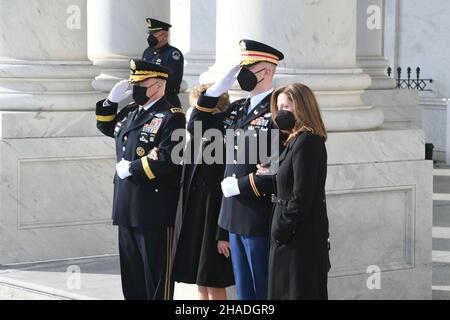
142, 18, 184, 108
189, 39, 284, 300
95, 59, 185, 300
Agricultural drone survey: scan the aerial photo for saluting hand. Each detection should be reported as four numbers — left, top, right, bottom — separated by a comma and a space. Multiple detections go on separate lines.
217, 241, 231, 258
205, 65, 240, 98
108, 79, 133, 103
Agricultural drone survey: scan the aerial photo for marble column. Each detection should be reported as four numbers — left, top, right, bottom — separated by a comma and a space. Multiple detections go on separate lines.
0, 0, 116, 264
383, 0, 400, 72
170, 0, 216, 90
200, 0, 384, 132
87, 0, 169, 92
357, 0, 397, 89
0, 0, 102, 116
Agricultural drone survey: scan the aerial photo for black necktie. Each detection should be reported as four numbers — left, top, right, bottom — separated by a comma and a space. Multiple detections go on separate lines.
243, 98, 251, 115
135, 106, 144, 120
237, 99, 251, 128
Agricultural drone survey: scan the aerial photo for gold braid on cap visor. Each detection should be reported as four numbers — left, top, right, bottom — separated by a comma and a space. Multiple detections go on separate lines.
240, 50, 279, 66
129, 70, 169, 82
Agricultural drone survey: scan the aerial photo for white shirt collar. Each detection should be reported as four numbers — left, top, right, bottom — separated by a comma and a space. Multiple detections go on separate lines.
247, 88, 274, 114
141, 97, 162, 111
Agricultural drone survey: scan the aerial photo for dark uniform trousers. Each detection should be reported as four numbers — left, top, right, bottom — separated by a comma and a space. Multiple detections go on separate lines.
142, 43, 184, 108
189, 93, 278, 300
119, 226, 174, 300
96, 97, 185, 300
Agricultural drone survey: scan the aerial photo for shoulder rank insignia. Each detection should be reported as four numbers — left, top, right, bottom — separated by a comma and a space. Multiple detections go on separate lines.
170, 107, 185, 114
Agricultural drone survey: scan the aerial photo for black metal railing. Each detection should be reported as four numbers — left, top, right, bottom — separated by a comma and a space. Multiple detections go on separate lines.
387, 66, 433, 91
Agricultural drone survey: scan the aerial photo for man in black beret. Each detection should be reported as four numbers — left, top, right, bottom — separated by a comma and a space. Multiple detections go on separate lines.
95, 59, 185, 300
188, 39, 284, 300
142, 18, 184, 108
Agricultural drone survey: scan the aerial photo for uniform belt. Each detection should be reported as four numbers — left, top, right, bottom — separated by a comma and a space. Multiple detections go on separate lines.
165, 88, 180, 94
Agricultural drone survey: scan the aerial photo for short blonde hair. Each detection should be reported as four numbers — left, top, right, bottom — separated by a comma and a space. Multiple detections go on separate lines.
189, 83, 230, 112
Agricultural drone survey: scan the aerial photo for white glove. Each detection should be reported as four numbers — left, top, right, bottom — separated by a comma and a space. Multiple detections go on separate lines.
108, 80, 133, 103
206, 65, 240, 97
221, 176, 240, 198
116, 159, 132, 179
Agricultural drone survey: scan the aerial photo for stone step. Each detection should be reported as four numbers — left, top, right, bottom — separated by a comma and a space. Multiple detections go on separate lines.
433, 194, 450, 201
433, 204, 450, 227
433, 168, 450, 177
433, 238, 450, 252
434, 175, 450, 194
433, 259, 450, 301
432, 286, 450, 300
0, 278, 94, 300
0, 255, 233, 300
432, 251, 450, 264
432, 227, 450, 253
0, 255, 122, 300
433, 227, 450, 239
0, 277, 202, 300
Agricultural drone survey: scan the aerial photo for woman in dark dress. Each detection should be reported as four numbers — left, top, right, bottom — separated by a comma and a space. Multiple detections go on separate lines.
151, 84, 234, 300
259, 83, 330, 300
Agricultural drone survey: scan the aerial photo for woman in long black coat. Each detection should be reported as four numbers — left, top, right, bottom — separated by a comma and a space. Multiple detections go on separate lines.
260, 83, 331, 300
169, 84, 234, 300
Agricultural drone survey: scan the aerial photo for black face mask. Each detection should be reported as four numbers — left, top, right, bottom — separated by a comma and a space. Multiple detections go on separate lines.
237, 67, 265, 92
133, 85, 150, 106
147, 34, 158, 47
275, 110, 296, 131
132, 83, 158, 106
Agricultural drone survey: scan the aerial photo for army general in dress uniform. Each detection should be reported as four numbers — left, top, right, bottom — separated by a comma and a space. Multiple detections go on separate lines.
142, 18, 184, 108
189, 39, 284, 300
96, 59, 185, 300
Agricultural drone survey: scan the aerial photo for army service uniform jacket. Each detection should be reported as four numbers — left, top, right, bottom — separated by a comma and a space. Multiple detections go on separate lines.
96, 97, 185, 228
188, 93, 277, 237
